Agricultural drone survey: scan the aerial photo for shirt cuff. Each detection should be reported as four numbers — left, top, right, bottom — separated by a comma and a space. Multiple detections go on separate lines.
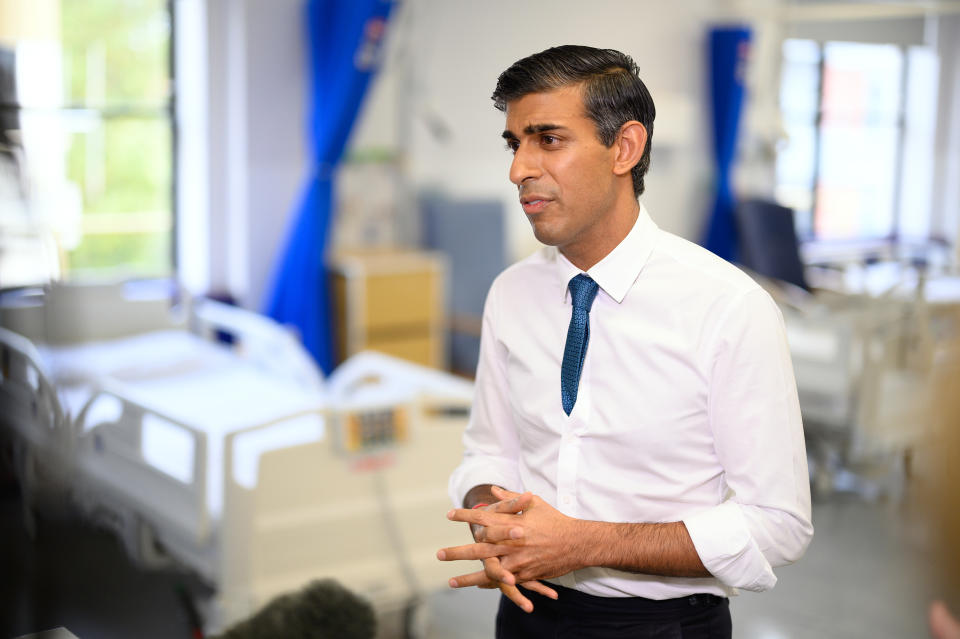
683, 501, 777, 592
448, 455, 522, 508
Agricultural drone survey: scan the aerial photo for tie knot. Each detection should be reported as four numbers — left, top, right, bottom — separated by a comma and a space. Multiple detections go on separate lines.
568, 274, 599, 311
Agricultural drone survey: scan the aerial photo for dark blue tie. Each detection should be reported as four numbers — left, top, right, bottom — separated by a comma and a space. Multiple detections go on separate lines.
561, 274, 599, 416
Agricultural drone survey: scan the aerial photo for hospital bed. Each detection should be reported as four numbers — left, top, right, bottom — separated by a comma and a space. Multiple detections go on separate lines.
0, 282, 475, 636
766, 268, 957, 499
733, 199, 960, 499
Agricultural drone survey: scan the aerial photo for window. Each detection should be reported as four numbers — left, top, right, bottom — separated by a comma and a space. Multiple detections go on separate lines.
776, 39, 939, 244
0, 0, 174, 284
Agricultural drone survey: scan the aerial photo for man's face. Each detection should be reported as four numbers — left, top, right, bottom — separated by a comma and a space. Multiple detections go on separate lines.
503, 85, 620, 262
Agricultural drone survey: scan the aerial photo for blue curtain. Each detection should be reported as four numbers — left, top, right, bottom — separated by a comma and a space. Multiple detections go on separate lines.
263, 0, 393, 373
703, 26, 752, 262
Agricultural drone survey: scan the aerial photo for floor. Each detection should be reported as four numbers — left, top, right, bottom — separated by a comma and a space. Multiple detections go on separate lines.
2, 474, 957, 639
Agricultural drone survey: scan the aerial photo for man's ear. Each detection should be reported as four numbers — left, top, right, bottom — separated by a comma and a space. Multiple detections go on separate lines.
613, 121, 647, 177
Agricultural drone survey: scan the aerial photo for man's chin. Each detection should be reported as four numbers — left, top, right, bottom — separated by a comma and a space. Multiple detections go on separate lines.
529, 221, 565, 248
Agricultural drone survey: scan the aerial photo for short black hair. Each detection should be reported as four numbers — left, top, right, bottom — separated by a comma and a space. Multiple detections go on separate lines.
492, 45, 655, 198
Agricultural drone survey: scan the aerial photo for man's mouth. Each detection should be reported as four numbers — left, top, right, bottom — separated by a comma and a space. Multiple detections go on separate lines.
520, 197, 551, 214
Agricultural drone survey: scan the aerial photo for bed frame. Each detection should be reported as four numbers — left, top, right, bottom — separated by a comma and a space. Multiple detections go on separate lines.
0, 283, 474, 635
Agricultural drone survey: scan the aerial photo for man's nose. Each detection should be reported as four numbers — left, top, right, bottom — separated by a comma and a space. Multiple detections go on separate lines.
509, 144, 540, 186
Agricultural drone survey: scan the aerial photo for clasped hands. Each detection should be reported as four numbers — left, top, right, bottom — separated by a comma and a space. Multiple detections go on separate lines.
437, 485, 582, 613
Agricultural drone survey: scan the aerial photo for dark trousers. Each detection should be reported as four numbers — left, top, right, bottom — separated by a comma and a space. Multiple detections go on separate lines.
495, 583, 732, 639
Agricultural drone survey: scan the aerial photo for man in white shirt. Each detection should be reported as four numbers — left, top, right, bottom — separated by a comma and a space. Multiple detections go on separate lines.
438, 45, 813, 638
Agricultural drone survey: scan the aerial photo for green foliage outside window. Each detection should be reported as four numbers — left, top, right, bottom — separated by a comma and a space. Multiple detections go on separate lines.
60, 0, 172, 278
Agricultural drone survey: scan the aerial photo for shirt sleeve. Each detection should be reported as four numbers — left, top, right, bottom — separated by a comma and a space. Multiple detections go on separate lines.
682, 287, 814, 592
448, 278, 524, 507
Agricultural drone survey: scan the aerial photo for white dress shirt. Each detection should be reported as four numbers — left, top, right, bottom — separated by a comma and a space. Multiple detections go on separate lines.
449, 204, 813, 600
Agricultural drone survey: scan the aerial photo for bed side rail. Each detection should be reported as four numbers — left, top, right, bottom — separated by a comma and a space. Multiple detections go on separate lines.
215, 395, 470, 627
189, 299, 324, 393
0, 326, 67, 443
0, 326, 74, 533
74, 386, 211, 544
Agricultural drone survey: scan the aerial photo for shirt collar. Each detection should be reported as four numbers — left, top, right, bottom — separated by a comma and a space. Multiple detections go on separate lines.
554, 203, 659, 304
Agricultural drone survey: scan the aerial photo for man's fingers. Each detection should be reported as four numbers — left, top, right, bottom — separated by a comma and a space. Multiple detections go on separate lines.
476, 524, 524, 543
500, 584, 534, 613
491, 485, 520, 500
491, 487, 534, 513
447, 507, 487, 525
483, 557, 516, 586
472, 523, 522, 543
436, 542, 501, 561
521, 580, 559, 600
447, 492, 535, 525
447, 505, 528, 527
447, 570, 491, 589
447, 508, 499, 529
449, 507, 514, 526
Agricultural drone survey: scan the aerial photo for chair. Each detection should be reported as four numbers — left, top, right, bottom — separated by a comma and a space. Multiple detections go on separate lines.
735, 198, 809, 291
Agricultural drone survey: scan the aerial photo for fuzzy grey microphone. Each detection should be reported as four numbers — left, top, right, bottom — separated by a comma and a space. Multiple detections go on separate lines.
211, 579, 376, 639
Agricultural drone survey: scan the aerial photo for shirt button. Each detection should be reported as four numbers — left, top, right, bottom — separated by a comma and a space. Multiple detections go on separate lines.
562, 495, 572, 505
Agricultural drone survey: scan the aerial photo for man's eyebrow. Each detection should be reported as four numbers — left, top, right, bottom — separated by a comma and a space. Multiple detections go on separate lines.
501, 123, 568, 140
524, 123, 565, 135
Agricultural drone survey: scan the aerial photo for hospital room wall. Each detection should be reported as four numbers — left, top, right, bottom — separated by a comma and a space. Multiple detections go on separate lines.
352, 2, 960, 263
175, 0, 309, 309
178, 0, 960, 309
178, 0, 775, 308
352, 0, 754, 263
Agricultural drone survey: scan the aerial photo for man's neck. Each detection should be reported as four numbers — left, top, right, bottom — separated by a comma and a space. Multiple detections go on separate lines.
561, 200, 640, 271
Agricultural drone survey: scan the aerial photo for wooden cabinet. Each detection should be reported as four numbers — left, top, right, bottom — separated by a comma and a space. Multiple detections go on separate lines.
329, 250, 447, 368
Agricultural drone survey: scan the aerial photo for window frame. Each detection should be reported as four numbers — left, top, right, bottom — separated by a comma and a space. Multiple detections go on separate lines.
0, 0, 177, 284
778, 38, 930, 246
